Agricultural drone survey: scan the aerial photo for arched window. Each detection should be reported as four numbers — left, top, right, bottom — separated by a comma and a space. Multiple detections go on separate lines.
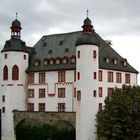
3, 65, 8, 80
12, 65, 19, 80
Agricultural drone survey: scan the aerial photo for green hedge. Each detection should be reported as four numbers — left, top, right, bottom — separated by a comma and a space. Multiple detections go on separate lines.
16, 123, 75, 140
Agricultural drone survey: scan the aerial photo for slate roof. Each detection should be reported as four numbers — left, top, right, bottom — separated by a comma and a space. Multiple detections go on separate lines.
27, 31, 138, 74
1, 38, 29, 53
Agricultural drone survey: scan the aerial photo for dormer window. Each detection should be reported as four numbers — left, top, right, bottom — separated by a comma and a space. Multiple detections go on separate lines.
65, 48, 69, 53
55, 57, 61, 64
123, 59, 127, 66
62, 56, 69, 64
49, 58, 54, 64
43, 42, 47, 47
59, 40, 63, 46
44, 58, 49, 65
70, 55, 76, 63
114, 59, 117, 64
105, 57, 110, 64
48, 49, 52, 54
34, 59, 40, 67
113, 58, 118, 65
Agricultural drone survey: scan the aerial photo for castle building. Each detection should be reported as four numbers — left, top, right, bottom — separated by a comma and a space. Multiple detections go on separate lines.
0, 15, 138, 140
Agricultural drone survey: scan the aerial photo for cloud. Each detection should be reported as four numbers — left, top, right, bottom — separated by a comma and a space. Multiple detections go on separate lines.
0, 0, 140, 47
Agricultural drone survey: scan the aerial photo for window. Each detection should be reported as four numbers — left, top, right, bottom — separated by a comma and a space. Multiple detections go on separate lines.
44, 59, 49, 65
125, 73, 130, 84
99, 87, 102, 97
39, 73, 45, 83
93, 50, 96, 58
113, 59, 118, 64
93, 72, 96, 79
28, 89, 34, 98
55, 58, 61, 64
105, 58, 110, 64
2, 95, 5, 102
116, 73, 122, 83
12, 65, 19, 80
107, 88, 113, 97
77, 72, 80, 80
43, 42, 47, 47
65, 48, 69, 53
3, 65, 8, 80
58, 71, 65, 82
49, 59, 54, 64
28, 73, 34, 84
74, 88, 76, 97
48, 49, 52, 54
99, 70, 102, 81
99, 103, 102, 110
39, 89, 45, 98
107, 71, 113, 82
77, 51, 80, 58
58, 103, 65, 112
59, 41, 63, 46
70, 56, 76, 63
93, 90, 96, 97
23, 55, 26, 60
2, 107, 5, 113
34, 59, 40, 66
74, 70, 76, 82
4, 54, 7, 59
62, 57, 68, 64
38, 103, 45, 111
28, 103, 34, 111
123, 59, 127, 66
58, 88, 65, 98
77, 90, 81, 101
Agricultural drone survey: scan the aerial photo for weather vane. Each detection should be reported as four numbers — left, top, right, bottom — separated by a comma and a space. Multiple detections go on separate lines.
16, 13, 18, 19
86, 9, 89, 17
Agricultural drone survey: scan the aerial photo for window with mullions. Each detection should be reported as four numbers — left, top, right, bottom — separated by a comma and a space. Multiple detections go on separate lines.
58, 71, 65, 82
58, 88, 65, 98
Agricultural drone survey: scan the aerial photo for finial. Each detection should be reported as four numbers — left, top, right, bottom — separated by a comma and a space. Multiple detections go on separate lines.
86, 9, 89, 17
16, 13, 18, 19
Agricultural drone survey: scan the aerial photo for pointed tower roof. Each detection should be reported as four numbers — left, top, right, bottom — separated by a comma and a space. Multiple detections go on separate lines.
1, 15, 28, 53
75, 11, 99, 46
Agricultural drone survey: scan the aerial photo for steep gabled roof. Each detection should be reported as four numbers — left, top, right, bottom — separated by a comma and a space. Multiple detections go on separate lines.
27, 31, 138, 74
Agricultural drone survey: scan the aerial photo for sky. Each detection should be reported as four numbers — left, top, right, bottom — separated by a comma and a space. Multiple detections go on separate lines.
0, 0, 140, 84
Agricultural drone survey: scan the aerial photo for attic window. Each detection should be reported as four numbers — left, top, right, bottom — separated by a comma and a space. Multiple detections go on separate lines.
113, 59, 118, 65
44, 59, 49, 65
43, 42, 47, 47
49, 58, 54, 64
48, 50, 52, 54
55, 58, 61, 64
65, 48, 69, 53
34, 59, 40, 67
59, 41, 63, 46
62, 57, 69, 64
123, 59, 127, 66
70, 56, 76, 63
105, 58, 110, 64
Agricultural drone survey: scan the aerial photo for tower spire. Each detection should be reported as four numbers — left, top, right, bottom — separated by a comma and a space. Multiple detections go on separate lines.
16, 13, 18, 20
86, 9, 89, 18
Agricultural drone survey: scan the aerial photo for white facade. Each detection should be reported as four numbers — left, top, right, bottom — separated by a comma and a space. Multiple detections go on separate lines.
0, 51, 28, 140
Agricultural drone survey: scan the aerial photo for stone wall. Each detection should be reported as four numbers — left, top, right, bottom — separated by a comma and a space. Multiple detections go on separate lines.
13, 111, 76, 129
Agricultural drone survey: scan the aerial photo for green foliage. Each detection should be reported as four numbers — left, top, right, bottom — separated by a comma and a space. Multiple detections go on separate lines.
16, 122, 75, 140
96, 85, 140, 140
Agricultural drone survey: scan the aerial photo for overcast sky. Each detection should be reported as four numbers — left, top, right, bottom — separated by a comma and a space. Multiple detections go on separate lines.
0, 0, 140, 84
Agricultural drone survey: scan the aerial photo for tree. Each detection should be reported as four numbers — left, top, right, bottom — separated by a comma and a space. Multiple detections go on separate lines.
96, 85, 140, 140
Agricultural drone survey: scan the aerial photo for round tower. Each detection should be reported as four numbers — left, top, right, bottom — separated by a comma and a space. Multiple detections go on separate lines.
75, 16, 100, 140
0, 17, 29, 140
